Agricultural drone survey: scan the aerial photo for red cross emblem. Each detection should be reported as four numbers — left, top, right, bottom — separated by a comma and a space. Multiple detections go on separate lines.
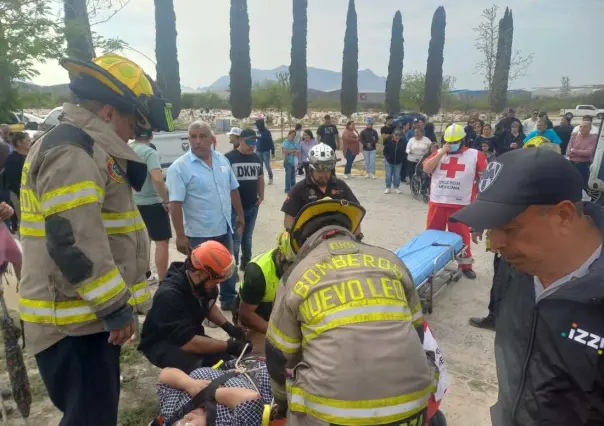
439, 157, 466, 178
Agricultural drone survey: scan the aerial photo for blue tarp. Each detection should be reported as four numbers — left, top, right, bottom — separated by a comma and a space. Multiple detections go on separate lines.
394, 230, 464, 288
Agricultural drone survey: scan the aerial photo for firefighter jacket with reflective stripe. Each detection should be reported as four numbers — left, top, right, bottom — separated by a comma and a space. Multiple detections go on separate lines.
242, 249, 279, 303
19, 103, 152, 355
265, 227, 436, 426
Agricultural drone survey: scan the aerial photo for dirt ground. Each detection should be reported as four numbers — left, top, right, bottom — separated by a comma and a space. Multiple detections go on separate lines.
0, 133, 498, 425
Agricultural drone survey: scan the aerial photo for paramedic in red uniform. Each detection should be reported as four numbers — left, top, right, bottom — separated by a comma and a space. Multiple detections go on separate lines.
422, 123, 487, 279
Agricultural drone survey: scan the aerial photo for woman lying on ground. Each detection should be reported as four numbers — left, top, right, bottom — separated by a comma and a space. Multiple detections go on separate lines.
155, 358, 273, 426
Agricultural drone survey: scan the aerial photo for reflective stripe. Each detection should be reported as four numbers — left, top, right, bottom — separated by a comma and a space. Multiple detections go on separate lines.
41, 181, 104, 216
102, 211, 146, 235
301, 299, 411, 344
287, 384, 433, 425
20, 212, 45, 237
77, 268, 126, 306
266, 321, 301, 354
411, 303, 423, 328
20, 210, 146, 237
128, 281, 151, 306
19, 298, 96, 325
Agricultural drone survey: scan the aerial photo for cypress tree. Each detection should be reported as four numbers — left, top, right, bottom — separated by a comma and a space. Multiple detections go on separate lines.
154, 0, 182, 119
63, 0, 95, 61
290, 0, 308, 119
423, 7, 446, 117
340, 0, 358, 117
385, 11, 404, 116
491, 8, 513, 113
229, 0, 252, 119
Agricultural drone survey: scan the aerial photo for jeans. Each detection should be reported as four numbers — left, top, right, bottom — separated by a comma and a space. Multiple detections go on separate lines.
572, 161, 591, 189
363, 149, 376, 174
399, 153, 408, 181
284, 163, 296, 192
258, 151, 273, 179
189, 233, 238, 307
385, 162, 402, 188
231, 205, 259, 267
344, 149, 356, 175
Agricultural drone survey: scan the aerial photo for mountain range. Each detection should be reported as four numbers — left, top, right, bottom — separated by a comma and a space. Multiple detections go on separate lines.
183, 66, 387, 93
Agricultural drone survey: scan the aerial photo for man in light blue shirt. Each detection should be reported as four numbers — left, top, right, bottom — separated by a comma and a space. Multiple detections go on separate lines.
167, 120, 245, 310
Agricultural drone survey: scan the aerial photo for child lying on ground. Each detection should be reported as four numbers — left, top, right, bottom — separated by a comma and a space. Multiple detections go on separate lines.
156, 359, 272, 426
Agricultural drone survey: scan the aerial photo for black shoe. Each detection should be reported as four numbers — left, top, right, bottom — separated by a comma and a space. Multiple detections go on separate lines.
239, 262, 248, 272
469, 315, 495, 331
462, 269, 477, 279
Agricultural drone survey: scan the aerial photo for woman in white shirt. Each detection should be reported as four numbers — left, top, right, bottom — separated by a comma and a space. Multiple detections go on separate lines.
406, 126, 433, 181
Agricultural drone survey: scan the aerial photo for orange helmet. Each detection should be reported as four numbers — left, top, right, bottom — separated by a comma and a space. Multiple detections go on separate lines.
189, 241, 235, 285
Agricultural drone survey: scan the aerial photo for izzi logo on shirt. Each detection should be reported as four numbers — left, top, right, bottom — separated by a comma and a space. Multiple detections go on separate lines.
561, 323, 604, 355
232, 163, 261, 181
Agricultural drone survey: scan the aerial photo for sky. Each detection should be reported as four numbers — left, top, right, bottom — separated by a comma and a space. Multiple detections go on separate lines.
31, 0, 604, 91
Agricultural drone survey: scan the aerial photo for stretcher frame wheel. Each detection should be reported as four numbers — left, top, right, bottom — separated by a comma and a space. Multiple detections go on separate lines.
418, 243, 464, 314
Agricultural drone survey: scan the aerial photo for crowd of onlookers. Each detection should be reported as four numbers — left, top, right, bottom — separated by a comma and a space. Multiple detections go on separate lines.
460, 109, 599, 188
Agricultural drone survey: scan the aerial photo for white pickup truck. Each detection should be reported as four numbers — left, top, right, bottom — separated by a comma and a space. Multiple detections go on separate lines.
35, 107, 189, 176
560, 105, 604, 120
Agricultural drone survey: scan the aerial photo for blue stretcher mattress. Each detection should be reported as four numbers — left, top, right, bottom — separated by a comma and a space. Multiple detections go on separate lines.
394, 230, 464, 288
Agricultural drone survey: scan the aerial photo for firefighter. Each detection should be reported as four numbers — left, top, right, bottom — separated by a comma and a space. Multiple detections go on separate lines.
18, 53, 174, 426
265, 198, 436, 426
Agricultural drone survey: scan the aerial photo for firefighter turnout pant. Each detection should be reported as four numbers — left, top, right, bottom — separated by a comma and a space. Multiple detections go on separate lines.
426, 202, 473, 271
287, 407, 428, 426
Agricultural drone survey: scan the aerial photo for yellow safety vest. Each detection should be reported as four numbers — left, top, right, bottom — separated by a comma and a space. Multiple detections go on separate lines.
241, 249, 279, 303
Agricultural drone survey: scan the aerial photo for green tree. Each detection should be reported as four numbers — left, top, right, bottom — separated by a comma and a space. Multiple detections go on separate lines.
423, 6, 446, 117
155, 0, 181, 119
181, 92, 229, 110
0, 0, 64, 118
340, 0, 358, 117
385, 11, 404, 116
491, 8, 513, 113
400, 72, 455, 112
290, 0, 308, 119
229, 0, 252, 119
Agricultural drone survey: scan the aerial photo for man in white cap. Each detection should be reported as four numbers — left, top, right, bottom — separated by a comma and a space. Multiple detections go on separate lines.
227, 127, 242, 150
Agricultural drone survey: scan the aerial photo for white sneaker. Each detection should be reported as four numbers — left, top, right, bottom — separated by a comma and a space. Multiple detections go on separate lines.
371, 173, 376, 179
384, 188, 391, 194
365, 173, 370, 179
394, 188, 402, 194
344, 174, 350, 179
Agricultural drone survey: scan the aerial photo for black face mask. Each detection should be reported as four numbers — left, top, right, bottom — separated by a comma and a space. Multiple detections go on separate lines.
194, 285, 218, 307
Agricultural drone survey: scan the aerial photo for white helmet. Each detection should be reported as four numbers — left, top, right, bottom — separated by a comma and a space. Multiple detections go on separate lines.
309, 143, 336, 171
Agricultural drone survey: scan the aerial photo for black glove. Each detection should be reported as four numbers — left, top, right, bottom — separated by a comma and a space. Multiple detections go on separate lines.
221, 322, 246, 341
226, 338, 252, 357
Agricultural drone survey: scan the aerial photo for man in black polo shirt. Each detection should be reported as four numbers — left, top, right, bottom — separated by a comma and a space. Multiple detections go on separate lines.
317, 114, 340, 152
281, 143, 360, 233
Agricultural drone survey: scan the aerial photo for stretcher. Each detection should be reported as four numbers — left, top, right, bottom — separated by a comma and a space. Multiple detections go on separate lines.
394, 230, 465, 314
